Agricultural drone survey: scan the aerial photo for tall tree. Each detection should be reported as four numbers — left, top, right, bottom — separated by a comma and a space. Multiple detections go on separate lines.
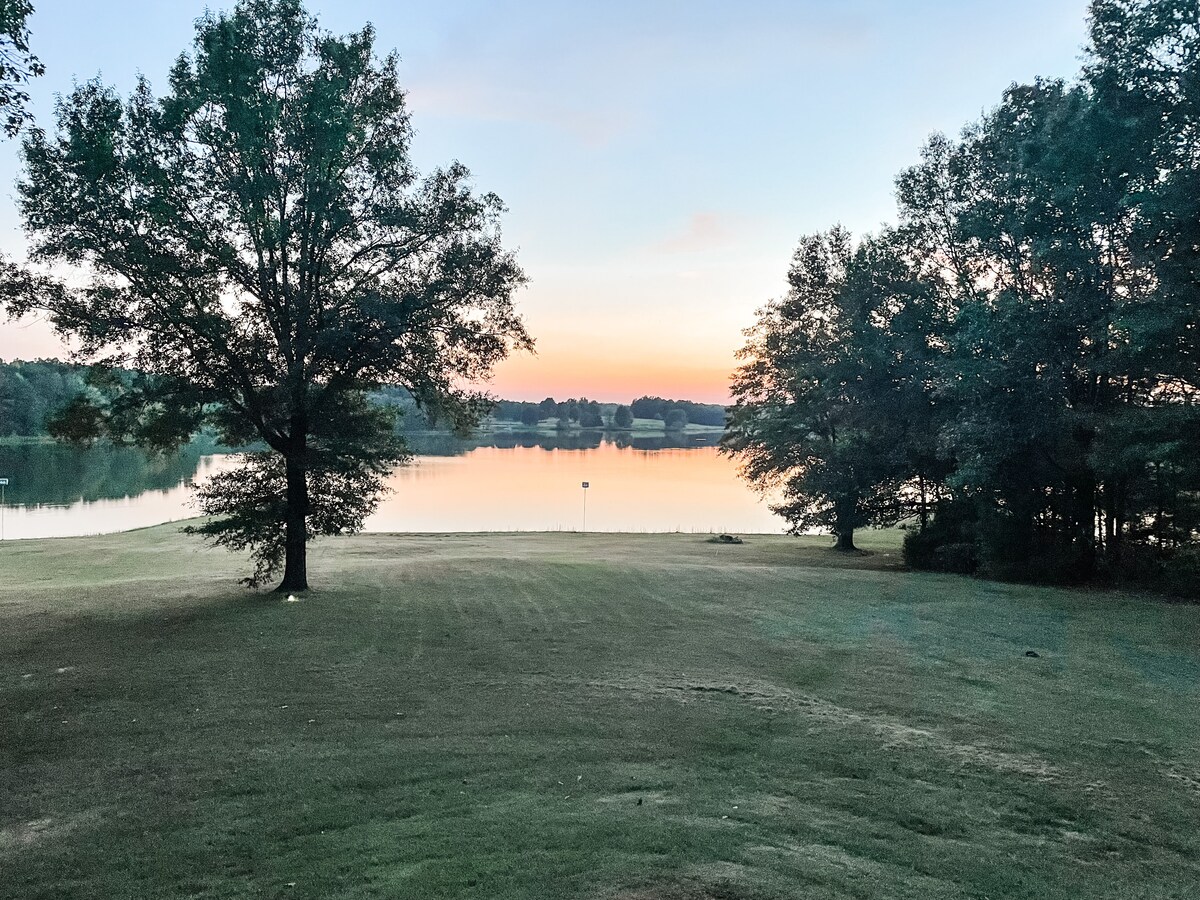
10, 0, 529, 589
724, 228, 936, 550
881, 0, 1200, 582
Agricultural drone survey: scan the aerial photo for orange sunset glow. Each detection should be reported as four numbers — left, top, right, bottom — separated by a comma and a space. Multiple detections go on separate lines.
489, 344, 737, 405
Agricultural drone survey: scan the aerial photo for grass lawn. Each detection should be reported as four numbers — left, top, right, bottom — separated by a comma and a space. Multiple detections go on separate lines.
2, 526, 1198, 899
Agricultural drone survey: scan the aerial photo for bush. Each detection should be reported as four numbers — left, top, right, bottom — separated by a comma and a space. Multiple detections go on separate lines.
1100, 545, 1200, 599
932, 542, 978, 574
1159, 549, 1200, 599
902, 527, 941, 569
904, 529, 978, 574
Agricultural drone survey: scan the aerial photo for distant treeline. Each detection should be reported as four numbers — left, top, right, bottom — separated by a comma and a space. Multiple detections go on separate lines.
487, 396, 726, 430
376, 387, 725, 432
629, 397, 726, 428
0, 359, 87, 437
0, 363, 725, 439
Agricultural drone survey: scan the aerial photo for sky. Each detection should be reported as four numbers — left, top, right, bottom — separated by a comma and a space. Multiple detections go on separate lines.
0, 0, 1091, 403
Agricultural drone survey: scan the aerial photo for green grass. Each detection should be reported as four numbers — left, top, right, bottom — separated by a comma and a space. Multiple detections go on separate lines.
2, 526, 1198, 899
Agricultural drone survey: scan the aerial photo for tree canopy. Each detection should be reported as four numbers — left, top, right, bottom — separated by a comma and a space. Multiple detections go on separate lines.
9, 0, 529, 589
724, 228, 943, 550
726, 0, 1200, 588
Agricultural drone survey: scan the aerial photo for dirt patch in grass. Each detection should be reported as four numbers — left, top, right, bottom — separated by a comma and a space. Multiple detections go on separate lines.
588, 673, 1060, 780
595, 790, 677, 807
0, 814, 89, 850
609, 879, 764, 900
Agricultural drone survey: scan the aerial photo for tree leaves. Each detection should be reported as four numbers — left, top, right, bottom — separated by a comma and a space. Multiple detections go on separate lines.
12, 0, 528, 588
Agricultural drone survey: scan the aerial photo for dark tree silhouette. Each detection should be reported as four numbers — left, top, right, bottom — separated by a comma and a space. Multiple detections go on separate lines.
10, 0, 529, 589
724, 228, 937, 552
730, 0, 1200, 585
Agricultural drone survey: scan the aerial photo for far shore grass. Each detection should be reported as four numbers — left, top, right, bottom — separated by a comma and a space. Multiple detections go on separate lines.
474, 417, 726, 438
2, 526, 1198, 899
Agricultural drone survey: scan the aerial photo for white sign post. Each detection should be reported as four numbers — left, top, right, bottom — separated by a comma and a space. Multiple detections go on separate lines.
0, 478, 8, 541
581, 481, 589, 532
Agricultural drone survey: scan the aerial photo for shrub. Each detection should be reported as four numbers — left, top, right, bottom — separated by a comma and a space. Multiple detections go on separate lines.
932, 542, 978, 574
904, 529, 978, 574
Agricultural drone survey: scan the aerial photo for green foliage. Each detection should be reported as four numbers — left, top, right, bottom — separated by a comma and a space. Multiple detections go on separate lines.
663, 407, 687, 431
578, 401, 604, 429
10, 0, 528, 588
613, 404, 633, 429
736, 0, 1200, 583
895, 7, 1200, 582
630, 395, 726, 427
0, 0, 42, 135
724, 228, 944, 548
0, 358, 87, 436
188, 389, 408, 587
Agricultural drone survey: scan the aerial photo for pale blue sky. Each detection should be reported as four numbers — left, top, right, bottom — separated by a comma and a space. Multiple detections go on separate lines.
0, 0, 1091, 401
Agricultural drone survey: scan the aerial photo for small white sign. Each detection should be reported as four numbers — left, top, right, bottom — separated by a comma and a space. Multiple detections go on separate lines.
0, 478, 8, 485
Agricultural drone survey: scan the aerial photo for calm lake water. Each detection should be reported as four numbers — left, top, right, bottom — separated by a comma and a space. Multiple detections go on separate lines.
0, 435, 784, 540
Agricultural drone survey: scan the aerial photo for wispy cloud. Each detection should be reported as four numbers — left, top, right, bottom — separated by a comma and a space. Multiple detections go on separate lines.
405, 81, 637, 147
651, 212, 745, 255
398, 3, 877, 148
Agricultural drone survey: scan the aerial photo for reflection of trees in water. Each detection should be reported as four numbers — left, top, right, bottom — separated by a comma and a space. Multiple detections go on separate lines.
0, 432, 719, 506
402, 430, 718, 456
0, 443, 206, 506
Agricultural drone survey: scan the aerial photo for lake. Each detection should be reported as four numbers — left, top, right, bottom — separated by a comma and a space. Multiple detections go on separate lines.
0, 434, 785, 540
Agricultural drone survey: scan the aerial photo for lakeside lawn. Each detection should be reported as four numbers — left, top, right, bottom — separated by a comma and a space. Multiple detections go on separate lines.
2, 526, 1198, 899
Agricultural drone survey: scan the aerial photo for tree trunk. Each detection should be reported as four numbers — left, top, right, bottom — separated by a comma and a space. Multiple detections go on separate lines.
833, 495, 858, 552
918, 475, 928, 531
278, 451, 309, 592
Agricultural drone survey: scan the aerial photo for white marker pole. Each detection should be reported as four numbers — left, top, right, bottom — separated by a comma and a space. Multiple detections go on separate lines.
0, 478, 7, 541
581, 481, 589, 532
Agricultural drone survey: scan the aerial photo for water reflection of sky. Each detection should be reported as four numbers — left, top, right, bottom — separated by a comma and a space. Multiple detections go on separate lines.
2, 444, 784, 540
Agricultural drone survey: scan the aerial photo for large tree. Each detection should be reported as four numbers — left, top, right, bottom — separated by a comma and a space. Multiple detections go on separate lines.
877, 0, 1200, 583
10, 0, 529, 589
723, 228, 939, 551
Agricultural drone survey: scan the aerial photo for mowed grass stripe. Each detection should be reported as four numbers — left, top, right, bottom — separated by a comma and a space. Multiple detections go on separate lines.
1, 525, 1198, 899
